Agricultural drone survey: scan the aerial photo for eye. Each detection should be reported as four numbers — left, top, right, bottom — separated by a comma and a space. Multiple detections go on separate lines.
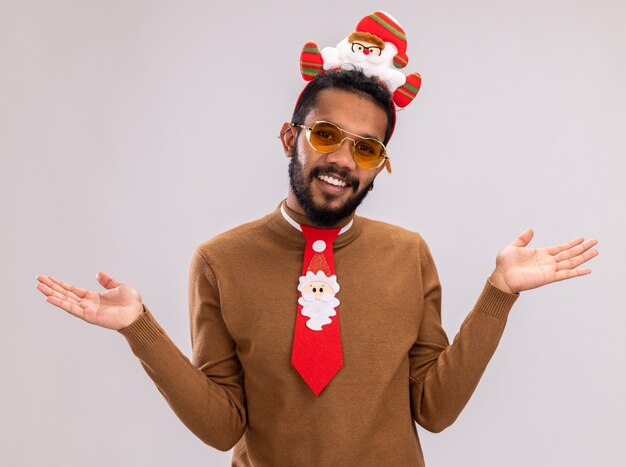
356, 142, 375, 154
313, 127, 340, 142
312, 287, 317, 292
319, 287, 324, 293
316, 131, 334, 140
369, 47, 382, 56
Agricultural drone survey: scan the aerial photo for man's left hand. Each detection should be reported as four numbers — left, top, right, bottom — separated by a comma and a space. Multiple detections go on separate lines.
489, 228, 599, 294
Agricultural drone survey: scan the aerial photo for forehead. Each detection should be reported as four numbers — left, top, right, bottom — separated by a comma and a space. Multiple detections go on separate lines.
306, 88, 388, 141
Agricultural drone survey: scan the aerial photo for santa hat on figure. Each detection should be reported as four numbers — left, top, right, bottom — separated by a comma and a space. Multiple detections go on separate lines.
297, 239, 340, 297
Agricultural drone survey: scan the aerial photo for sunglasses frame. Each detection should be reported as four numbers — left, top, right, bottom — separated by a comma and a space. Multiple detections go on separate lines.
290, 121, 391, 171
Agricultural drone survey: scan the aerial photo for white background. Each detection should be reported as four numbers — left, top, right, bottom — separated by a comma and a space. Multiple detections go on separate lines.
2, 1, 624, 466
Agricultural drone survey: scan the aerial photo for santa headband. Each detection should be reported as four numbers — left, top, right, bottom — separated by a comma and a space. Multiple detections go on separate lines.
296, 11, 422, 140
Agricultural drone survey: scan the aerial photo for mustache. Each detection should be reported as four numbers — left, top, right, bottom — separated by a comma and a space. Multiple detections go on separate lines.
310, 165, 360, 191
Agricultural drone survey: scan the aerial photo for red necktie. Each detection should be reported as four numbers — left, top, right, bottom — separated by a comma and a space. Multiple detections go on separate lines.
291, 225, 343, 395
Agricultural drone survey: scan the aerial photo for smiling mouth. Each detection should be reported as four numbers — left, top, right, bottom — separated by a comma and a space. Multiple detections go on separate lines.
317, 174, 349, 188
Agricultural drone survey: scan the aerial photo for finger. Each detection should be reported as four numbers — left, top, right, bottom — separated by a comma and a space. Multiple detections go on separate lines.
554, 238, 599, 262
546, 237, 585, 256
557, 248, 599, 271
554, 267, 592, 282
510, 228, 534, 247
37, 279, 78, 302
41, 275, 89, 299
37, 275, 82, 302
36, 282, 80, 306
45, 294, 87, 320
97, 271, 121, 290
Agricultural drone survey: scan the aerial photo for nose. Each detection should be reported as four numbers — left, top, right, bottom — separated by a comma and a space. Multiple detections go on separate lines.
325, 137, 357, 170
363, 49, 370, 55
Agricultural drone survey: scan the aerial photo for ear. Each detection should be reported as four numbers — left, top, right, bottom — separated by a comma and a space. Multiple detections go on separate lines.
384, 159, 392, 174
279, 122, 296, 157
374, 162, 387, 178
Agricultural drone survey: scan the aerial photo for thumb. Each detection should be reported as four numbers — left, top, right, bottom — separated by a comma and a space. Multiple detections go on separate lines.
96, 271, 121, 290
510, 228, 534, 248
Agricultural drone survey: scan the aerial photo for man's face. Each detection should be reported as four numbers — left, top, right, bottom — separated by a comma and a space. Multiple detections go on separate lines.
286, 88, 388, 227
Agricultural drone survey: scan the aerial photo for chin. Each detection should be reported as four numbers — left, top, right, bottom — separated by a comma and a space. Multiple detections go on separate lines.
306, 187, 370, 226
288, 148, 373, 227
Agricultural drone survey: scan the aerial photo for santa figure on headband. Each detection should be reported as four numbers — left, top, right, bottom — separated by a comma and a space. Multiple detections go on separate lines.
300, 10, 422, 108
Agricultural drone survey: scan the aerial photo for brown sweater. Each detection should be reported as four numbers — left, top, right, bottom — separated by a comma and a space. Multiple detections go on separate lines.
118, 201, 518, 466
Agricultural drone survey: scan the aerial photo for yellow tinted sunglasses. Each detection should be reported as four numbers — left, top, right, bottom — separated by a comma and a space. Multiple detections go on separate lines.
291, 121, 391, 172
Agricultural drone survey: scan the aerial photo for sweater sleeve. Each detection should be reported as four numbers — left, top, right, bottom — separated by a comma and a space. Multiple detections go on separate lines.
117, 248, 246, 451
408, 239, 518, 433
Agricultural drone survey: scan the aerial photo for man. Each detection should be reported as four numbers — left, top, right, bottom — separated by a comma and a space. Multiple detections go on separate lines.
35, 16, 598, 467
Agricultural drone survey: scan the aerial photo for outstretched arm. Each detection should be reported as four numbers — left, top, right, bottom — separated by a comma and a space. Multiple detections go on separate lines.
489, 228, 599, 294
35, 268, 246, 451
410, 231, 598, 432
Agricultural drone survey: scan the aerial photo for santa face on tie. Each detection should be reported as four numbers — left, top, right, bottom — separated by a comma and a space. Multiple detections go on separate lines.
297, 271, 340, 331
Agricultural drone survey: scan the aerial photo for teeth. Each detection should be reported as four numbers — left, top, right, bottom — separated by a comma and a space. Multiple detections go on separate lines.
318, 175, 347, 187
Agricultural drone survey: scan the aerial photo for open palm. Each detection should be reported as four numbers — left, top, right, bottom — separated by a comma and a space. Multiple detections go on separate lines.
36, 272, 143, 330
492, 229, 599, 294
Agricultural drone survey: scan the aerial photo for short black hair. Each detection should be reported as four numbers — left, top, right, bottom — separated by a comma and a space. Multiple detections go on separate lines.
291, 68, 396, 144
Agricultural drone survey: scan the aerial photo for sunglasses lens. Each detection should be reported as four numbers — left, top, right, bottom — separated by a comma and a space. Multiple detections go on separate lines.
308, 122, 344, 152
353, 139, 386, 169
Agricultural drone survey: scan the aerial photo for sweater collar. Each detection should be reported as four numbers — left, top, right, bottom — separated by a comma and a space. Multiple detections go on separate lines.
265, 199, 362, 249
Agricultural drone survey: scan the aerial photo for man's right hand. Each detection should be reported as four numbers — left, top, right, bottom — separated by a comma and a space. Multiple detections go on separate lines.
36, 272, 144, 330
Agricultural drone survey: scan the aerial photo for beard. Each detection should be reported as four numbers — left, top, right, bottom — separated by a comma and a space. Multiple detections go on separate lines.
298, 297, 339, 331
288, 145, 374, 227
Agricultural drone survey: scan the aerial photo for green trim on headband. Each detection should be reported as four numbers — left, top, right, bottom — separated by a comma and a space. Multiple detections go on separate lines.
369, 13, 406, 41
